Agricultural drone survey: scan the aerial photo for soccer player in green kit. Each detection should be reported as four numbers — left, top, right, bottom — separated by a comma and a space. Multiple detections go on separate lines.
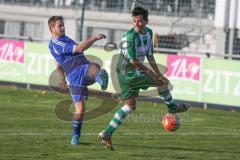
99, 7, 189, 150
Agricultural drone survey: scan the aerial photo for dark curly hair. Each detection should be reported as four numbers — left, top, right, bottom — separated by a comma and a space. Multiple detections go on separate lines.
132, 7, 148, 21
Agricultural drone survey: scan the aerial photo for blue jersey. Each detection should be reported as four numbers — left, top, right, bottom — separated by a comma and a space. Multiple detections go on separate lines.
48, 35, 89, 76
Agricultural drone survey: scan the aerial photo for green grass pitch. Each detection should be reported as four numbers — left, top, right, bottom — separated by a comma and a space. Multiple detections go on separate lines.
0, 86, 240, 160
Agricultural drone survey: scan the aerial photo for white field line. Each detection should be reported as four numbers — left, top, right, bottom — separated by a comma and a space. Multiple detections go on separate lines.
0, 132, 239, 136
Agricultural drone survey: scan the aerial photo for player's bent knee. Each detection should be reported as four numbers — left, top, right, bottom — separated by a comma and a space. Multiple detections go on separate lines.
73, 112, 84, 121
87, 63, 100, 79
89, 63, 100, 71
157, 86, 169, 95
125, 99, 136, 107
75, 101, 85, 111
131, 106, 136, 110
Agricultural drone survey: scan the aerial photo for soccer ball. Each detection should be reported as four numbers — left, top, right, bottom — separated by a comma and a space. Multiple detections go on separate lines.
162, 113, 180, 131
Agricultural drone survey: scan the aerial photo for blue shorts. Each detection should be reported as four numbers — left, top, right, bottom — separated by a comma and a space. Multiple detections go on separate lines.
66, 64, 95, 103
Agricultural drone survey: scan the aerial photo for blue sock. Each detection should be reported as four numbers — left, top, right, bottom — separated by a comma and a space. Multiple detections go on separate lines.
72, 120, 82, 137
95, 71, 103, 86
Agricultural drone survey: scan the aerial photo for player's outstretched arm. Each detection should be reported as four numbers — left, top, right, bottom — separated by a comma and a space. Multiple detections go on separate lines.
146, 55, 162, 76
75, 34, 106, 53
147, 55, 170, 85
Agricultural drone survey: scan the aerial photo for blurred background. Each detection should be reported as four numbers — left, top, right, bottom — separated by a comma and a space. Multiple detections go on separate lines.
1, 0, 240, 58
0, 0, 239, 109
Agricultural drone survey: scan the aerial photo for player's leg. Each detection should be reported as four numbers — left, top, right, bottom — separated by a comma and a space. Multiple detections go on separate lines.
99, 97, 136, 150
86, 63, 108, 90
103, 74, 138, 136
105, 97, 135, 136
71, 100, 85, 145
68, 65, 89, 145
139, 73, 189, 113
157, 87, 177, 113
156, 80, 189, 113
98, 73, 138, 150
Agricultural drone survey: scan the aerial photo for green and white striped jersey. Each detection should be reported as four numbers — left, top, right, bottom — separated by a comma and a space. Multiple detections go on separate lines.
117, 27, 154, 77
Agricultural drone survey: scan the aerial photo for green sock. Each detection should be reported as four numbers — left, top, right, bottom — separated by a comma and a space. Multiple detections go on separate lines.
105, 105, 133, 136
158, 90, 177, 112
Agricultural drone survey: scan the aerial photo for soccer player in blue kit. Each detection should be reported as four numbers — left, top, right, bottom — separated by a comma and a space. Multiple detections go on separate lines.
48, 16, 108, 145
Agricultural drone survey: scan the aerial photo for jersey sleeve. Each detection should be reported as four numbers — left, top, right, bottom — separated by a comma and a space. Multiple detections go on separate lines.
52, 39, 76, 55
147, 28, 154, 56
63, 42, 76, 55
125, 33, 137, 60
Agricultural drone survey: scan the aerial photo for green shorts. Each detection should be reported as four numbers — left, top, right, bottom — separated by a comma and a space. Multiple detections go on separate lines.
117, 71, 158, 100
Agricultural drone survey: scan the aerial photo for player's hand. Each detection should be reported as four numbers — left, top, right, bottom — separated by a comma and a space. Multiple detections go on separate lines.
146, 70, 159, 82
158, 76, 170, 86
157, 76, 173, 91
145, 70, 170, 86
94, 34, 106, 40
59, 78, 68, 92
